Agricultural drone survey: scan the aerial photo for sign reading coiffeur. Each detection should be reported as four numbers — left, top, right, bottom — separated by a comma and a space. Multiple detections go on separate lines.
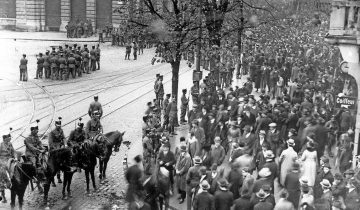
336, 96, 356, 109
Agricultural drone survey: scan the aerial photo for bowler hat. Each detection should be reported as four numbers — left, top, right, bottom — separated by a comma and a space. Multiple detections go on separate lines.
258, 167, 272, 178
217, 178, 229, 190
193, 156, 202, 164
200, 180, 210, 190
320, 179, 331, 188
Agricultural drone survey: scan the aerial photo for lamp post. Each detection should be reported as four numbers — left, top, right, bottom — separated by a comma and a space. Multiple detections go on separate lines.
325, 0, 360, 169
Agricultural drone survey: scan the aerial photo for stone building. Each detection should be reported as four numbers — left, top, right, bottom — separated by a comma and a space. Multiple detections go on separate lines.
0, 0, 166, 32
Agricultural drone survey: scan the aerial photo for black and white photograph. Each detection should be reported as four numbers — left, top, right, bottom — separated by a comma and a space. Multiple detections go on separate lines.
0, 0, 360, 209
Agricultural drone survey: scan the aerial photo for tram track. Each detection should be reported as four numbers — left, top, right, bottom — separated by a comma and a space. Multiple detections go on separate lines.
9, 62, 169, 148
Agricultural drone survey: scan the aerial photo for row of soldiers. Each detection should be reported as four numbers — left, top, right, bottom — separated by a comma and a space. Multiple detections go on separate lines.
31, 44, 101, 81
65, 19, 94, 38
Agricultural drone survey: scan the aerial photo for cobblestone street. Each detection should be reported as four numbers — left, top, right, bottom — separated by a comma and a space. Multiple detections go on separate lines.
0, 33, 192, 209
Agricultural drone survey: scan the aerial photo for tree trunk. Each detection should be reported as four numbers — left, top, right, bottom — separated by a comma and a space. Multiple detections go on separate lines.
171, 60, 180, 103
171, 60, 180, 126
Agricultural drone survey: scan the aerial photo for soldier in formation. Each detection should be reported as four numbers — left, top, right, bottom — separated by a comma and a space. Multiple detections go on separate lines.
65, 19, 93, 38
23, 43, 101, 82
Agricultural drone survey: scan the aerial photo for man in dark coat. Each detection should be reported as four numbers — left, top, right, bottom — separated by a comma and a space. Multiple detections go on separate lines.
186, 156, 202, 210
125, 155, 143, 205
193, 180, 215, 210
214, 178, 234, 210
233, 189, 252, 210
226, 162, 243, 200
284, 162, 301, 209
157, 142, 176, 193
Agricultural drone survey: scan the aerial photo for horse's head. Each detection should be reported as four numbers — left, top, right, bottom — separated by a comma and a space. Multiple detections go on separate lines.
113, 131, 125, 152
94, 136, 109, 161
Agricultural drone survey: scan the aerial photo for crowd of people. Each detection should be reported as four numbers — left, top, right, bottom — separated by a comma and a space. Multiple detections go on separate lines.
19, 43, 101, 82
124, 11, 360, 210
65, 19, 94, 38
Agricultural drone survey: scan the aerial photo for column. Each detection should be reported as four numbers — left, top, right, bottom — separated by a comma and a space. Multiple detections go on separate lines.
16, 0, 46, 31
59, 0, 70, 32
86, 0, 96, 31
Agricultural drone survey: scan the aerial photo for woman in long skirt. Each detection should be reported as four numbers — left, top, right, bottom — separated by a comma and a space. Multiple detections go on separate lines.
300, 141, 317, 186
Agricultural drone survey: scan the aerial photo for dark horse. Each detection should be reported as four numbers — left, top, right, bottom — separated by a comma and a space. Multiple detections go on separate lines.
42, 147, 74, 204
78, 138, 108, 193
10, 161, 36, 210
99, 131, 126, 180
141, 166, 170, 210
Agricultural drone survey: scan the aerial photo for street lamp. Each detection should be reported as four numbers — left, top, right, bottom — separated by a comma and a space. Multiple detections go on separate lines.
325, 0, 360, 169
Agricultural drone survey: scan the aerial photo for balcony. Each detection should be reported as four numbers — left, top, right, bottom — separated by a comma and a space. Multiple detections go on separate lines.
325, 0, 360, 45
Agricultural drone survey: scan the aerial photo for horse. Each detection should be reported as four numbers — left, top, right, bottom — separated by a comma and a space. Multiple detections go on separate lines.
98, 131, 126, 180
79, 137, 108, 193
10, 161, 36, 210
141, 166, 171, 210
42, 147, 73, 204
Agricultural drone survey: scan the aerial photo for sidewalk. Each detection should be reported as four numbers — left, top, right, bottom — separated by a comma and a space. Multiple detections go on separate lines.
0, 30, 100, 42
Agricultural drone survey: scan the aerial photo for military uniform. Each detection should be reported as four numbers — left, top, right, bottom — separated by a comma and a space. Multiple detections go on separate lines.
24, 133, 43, 167
67, 54, 76, 79
43, 52, 51, 79
180, 90, 188, 123
88, 101, 103, 117
58, 54, 68, 80
36, 54, 44, 79
50, 54, 59, 80
68, 127, 86, 147
82, 50, 90, 74
90, 48, 96, 72
48, 128, 65, 151
85, 118, 102, 139
19, 57, 28, 81
95, 46, 101, 70
74, 50, 82, 77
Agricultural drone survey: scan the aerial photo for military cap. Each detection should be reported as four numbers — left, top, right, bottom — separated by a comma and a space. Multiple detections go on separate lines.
22, 54, 26, 57
94, 95, 98, 99
156, 74, 160, 77
39, 53, 43, 56
52, 47, 56, 50
159, 75, 163, 79
77, 46, 81, 50
2, 134, 10, 140
84, 44, 87, 47
73, 44, 77, 48
182, 89, 187, 92
59, 46, 63, 49
166, 94, 171, 97
65, 44, 68, 47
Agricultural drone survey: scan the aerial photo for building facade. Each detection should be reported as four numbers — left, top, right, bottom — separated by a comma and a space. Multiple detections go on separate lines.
0, 0, 163, 32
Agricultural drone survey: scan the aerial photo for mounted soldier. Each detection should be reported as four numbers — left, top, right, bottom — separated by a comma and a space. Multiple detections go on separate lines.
88, 95, 103, 118
48, 118, 65, 184
24, 121, 44, 193
0, 128, 15, 203
68, 118, 86, 148
85, 110, 103, 140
